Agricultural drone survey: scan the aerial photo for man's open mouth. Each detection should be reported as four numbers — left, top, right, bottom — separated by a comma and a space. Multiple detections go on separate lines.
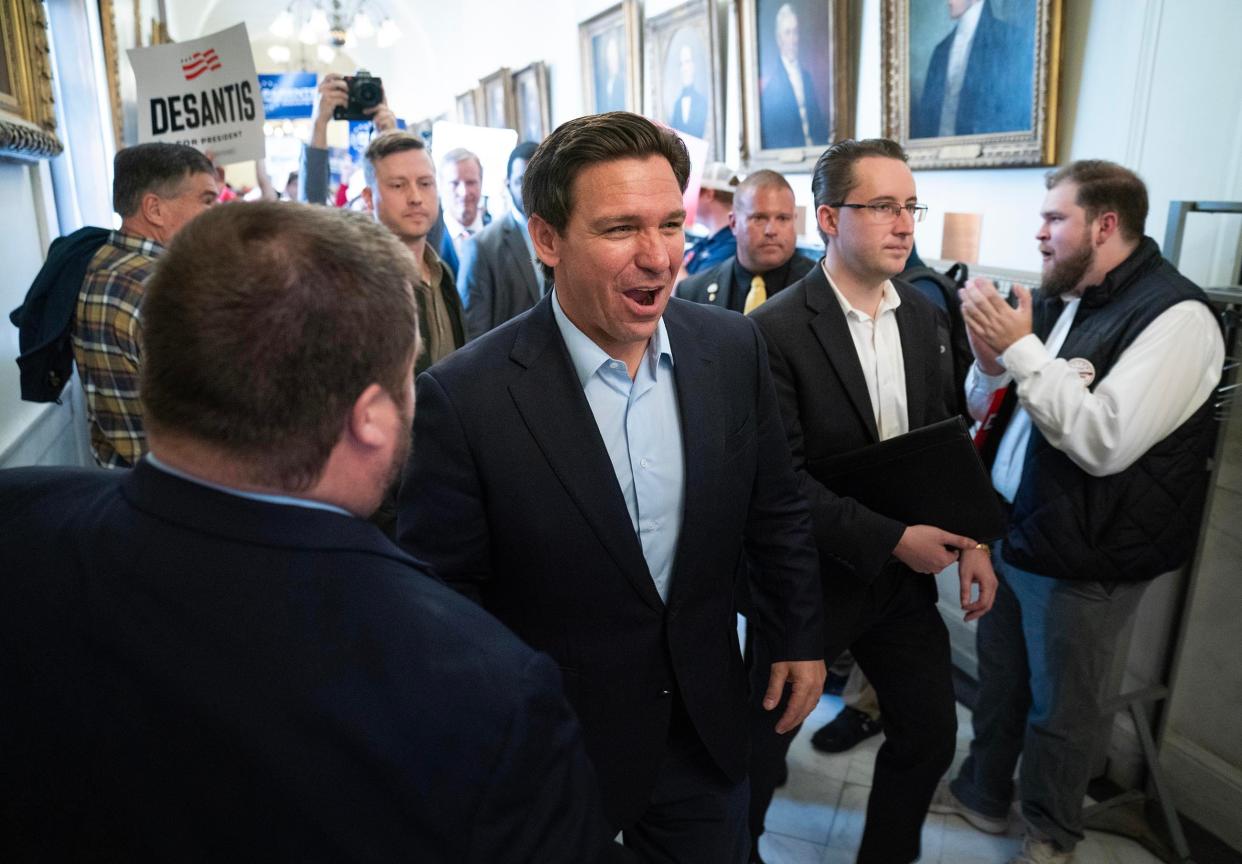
624, 288, 659, 307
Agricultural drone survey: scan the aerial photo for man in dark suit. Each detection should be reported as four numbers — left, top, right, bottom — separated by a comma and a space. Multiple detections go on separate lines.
746, 139, 997, 864
398, 112, 826, 863
911, 0, 1033, 139
460, 141, 542, 340
680, 169, 814, 314
0, 202, 605, 862
760, 3, 830, 149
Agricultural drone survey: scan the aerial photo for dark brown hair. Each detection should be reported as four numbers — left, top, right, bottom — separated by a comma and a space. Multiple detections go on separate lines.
141, 202, 419, 491
522, 111, 691, 282
1045, 160, 1148, 241
810, 138, 908, 245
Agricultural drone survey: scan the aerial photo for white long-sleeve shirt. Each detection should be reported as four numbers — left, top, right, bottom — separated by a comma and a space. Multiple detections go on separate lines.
966, 299, 1224, 502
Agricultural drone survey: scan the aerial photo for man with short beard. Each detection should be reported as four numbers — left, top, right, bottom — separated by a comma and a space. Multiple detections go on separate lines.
931, 160, 1224, 864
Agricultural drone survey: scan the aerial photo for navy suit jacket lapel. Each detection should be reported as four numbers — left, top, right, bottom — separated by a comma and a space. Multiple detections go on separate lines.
506, 297, 663, 611
893, 283, 929, 430
662, 301, 718, 599
803, 266, 880, 442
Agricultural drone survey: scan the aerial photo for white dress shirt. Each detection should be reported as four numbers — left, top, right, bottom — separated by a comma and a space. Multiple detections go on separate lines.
824, 263, 909, 441
939, 0, 986, 137
966, 298, 1224, 502
443, 207, 484, 259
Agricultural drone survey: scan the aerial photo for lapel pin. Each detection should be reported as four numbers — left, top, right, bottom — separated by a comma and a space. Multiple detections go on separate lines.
707, 283, 718, 302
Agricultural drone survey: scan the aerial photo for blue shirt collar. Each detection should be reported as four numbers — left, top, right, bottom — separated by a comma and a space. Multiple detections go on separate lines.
550, 288, 674, 388
144, 453, 354, 517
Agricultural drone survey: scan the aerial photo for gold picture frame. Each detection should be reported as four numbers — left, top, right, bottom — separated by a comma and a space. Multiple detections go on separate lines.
644, 0, 723, 157
738, 0, 852, 170
579, 0, 642, 114
882, 0, 1061, 169
513, 61, 551, 142
99, 0, 169, 151
455, 87, 483, 125
480, 67, 515, 130
0, 0, 62, 161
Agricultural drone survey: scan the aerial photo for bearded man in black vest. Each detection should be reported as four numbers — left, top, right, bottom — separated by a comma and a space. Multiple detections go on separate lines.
931, 160, 1224, 864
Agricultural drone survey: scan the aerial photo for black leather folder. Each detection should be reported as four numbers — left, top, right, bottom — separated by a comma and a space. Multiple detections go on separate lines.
806, 416, 1007, 542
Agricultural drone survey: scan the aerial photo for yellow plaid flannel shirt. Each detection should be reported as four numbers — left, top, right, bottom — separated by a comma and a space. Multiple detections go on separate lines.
72, 231, 164, 468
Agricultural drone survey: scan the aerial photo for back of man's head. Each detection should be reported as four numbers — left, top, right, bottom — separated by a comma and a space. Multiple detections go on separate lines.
1045, 159, 1148, 242
363, 131, 427, 188
140, 202, 419, 492
113, 142, 214, 217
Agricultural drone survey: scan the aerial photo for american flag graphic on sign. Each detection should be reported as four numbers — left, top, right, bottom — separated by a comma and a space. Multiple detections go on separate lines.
181, 49, 222, 81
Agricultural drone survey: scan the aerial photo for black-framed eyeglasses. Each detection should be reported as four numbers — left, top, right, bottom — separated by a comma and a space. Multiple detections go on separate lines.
830, 202, 929, 223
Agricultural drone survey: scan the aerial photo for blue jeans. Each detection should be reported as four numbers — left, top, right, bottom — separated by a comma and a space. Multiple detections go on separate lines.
950, 543, 1148, 851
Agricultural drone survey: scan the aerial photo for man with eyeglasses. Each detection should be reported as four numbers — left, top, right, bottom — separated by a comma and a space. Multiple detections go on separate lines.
679, 169, 814, 313
744, 138, 997, 864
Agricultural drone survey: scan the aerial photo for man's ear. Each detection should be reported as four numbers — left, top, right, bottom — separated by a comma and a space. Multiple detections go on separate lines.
141, 191, 166, 227
728, 210, 739, 232
527, 213, 560, 269
1093, 210, 1120, 246
346, 383, 393, 450
361, 186, 374, 213
816, 204, 839, 241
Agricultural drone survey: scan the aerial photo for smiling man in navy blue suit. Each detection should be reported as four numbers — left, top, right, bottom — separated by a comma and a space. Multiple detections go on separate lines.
398, 112, 826, 863
0, 202, 605, 862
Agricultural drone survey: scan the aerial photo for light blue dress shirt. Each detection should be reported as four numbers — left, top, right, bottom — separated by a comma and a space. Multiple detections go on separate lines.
145, 453, 354, 517
510, 206, 545, 295
551, 290, 685, 603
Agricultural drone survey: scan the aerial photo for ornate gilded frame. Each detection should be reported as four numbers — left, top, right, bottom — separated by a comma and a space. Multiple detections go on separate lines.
512, 61, 550, 142
882, 0, 1061, 170
643, 0, 724, 157
579, 0, 642, 114
738, 0, 852, 170
480, 66, 515, 130
0, 0, 62, 161
99, 0, 170, 151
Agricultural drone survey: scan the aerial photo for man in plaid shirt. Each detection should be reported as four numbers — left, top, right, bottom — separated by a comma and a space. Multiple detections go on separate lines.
73, 143, 218, 467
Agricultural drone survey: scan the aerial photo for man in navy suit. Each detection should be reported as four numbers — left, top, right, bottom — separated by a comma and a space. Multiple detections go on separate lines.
398, 112, 826, 863
911, 0, 1033, 139
0, 202, 605, 862
760, 3, 830, 149
668, 44, 709, 139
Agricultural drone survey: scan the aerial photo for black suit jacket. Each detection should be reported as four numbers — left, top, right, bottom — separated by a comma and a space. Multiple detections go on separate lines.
678, 254, 816, 314
911, 2, 1033, 138
0, 461, 605, 862
749, 266, 956, 632
459, 212, 541, 341
397, 295, 822, 826
760, 61, 830, 149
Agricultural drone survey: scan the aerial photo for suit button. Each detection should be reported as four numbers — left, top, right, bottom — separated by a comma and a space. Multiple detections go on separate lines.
658, 688, 671, 697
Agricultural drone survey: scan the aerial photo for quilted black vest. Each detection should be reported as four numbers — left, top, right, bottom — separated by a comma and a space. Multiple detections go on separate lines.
990, 237, 1218, 582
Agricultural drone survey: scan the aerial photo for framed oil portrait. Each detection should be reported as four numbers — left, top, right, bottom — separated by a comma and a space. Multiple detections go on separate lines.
644, 0, 723, 158
513, 61, 551, 142
0, 0, 61, 161
100, 0, 171, 151
579, 0, 641, 114
456, 87, 483, 126
480, 67, 515, 130
883, 0, 1061, 169
739, 0, 852, 169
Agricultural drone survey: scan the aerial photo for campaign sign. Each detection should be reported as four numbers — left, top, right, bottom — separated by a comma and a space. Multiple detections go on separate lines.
347, 117, 408, 164
127, 22, 264, 164
259, 72, 317, 120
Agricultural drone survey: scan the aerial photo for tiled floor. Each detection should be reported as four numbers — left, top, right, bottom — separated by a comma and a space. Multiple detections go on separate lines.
757, 694, 1169, 864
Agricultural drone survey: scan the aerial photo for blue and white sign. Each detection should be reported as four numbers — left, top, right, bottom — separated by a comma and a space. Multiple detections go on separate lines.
259, 72, 318, 119
347, 117, 408, 163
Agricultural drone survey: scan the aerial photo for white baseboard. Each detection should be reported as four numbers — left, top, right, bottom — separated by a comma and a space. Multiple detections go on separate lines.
1160, 730, 1242, 852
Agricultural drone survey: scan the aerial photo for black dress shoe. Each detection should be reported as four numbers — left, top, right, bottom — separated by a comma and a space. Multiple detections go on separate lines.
809, 706, 882, 753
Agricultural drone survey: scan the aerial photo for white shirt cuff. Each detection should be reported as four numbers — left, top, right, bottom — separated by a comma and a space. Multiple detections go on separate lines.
1001, 333, 1052, 380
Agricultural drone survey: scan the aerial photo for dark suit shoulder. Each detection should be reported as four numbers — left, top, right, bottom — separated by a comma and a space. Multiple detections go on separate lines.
678, 257, 734, 304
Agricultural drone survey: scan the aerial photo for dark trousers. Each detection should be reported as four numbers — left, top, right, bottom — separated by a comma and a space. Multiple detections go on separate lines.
617, 695, 750, 864
748, 566, 957, 863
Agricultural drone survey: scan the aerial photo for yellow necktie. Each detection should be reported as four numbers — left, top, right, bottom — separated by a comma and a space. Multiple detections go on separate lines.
743, 274, 767, 315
